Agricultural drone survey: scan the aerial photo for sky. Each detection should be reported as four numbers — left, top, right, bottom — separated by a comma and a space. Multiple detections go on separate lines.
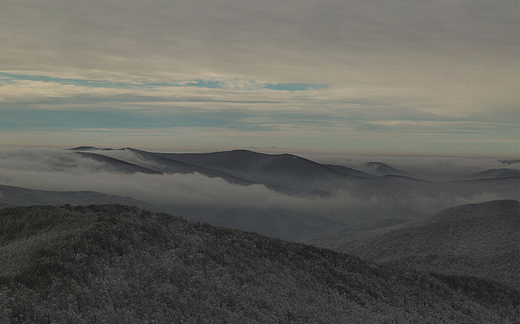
1, 0, 518, 157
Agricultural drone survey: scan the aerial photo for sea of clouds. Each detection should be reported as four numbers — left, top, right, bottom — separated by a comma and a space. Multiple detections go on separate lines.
0, 147, 516, 217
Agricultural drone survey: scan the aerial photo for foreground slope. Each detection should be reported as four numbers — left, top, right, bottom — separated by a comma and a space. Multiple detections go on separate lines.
0, 205, 518, 323
303, 200, 520, 289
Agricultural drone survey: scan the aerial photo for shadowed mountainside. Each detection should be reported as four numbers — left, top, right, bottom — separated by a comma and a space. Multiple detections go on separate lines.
74, 152, 163, 175
0, 205, 518, 323
324, 164, 375, 178
147, 149, 360, 195
124, 149, 258, 186
0, 184, 159, 211
302, 200, 520, 289
0, 184, 346, 241
71, 148, 520, 206
462, 168, 520, 180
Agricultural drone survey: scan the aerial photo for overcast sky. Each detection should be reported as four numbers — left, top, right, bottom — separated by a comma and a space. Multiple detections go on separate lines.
1, 0, 518, 157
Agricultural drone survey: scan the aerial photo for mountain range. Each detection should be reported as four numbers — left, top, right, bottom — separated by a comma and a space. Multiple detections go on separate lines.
75, 147, 520, 225
1, 147, 518, 242
0, 147, 518, 322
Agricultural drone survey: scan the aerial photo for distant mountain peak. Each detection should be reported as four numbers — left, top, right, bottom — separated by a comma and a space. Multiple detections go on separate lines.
68, 146, 116, 151
463, 168, 520, 180
364, 162, 408, 176
499, 159, 520, 165
68, 146, 99, 151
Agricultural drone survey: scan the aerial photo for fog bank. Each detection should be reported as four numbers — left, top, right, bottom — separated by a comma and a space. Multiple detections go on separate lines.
0, 148, 516, 217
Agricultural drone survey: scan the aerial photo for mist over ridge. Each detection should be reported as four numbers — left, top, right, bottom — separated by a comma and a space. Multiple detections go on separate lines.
1, 1, 517, 319
1, 146, 518, 205
0, 146, 517, 241
0, 145, 519, 319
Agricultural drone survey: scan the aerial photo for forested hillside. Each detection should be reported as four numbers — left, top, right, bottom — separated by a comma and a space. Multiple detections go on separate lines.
0, 205, 518, 323
303, 200, 520, 289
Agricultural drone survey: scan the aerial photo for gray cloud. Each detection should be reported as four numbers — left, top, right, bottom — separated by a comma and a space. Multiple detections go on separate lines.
0, 1, 517, 156
1, 0, 517, 83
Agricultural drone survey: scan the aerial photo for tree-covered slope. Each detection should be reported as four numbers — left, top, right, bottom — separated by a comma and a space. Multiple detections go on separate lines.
303, 200, 520, 289
0, 205, 518, 323
0, 184, 159, 211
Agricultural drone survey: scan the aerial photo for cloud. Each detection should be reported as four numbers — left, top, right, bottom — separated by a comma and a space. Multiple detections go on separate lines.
1, 0, 517, 90
0, 148, 516, 219
0, 147, 364, 211
1, 0, 518, 157
0, 148, 103, 174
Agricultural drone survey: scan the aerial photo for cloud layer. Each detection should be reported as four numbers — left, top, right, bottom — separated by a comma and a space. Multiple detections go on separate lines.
0, 148, 516, 221
0, 0, 518, 156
